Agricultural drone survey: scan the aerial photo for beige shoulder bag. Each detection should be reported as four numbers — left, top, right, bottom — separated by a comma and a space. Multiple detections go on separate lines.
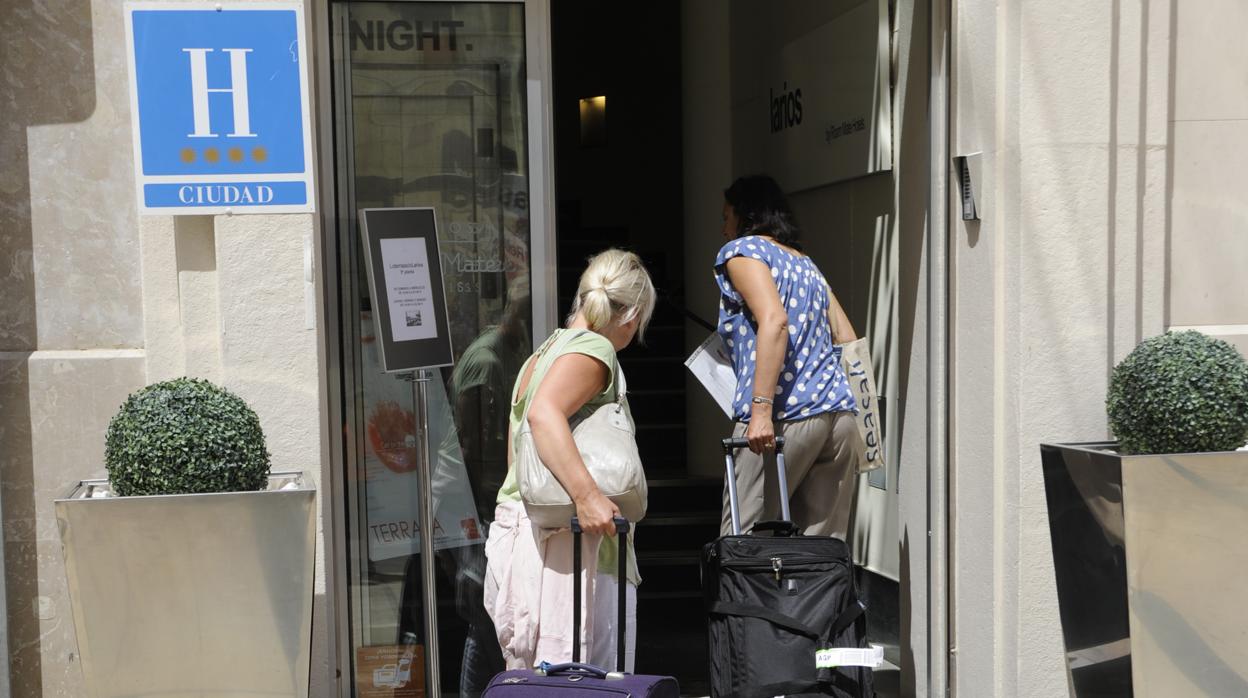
514, 329, 648, 529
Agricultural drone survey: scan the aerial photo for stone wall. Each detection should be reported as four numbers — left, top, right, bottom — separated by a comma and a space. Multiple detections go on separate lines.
1168, 0, 1248, 355
949, 0, 1171, 695
0, 1, 328, 695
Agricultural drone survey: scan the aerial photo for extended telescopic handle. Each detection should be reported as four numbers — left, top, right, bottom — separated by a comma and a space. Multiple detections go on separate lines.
570, 516, 630, 672
721, 436, 790, 535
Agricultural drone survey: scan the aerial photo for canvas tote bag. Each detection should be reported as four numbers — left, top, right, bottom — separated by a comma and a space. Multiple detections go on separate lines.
514, 329, 648, 529
839, 338, 885, 473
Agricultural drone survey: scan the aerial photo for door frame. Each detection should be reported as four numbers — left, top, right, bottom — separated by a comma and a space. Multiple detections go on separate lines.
311, 1, 951, 696
929, 0, 952, 695
313, 0, 556, 694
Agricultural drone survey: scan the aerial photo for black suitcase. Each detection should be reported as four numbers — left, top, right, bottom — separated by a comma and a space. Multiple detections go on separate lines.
702, 436, 877, 698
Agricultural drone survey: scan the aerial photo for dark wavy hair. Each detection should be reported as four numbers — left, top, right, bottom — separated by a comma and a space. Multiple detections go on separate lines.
723, 175, 802, 250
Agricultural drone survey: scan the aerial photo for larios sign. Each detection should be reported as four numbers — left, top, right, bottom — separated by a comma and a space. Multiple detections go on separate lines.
770, 81, 803, 134
750, 0, 893, 190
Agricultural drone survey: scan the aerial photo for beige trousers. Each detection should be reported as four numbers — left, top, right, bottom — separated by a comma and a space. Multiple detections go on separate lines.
720, 410, 863, 539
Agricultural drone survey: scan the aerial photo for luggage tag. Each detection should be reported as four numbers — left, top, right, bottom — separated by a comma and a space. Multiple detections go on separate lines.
815, 644, 885, 669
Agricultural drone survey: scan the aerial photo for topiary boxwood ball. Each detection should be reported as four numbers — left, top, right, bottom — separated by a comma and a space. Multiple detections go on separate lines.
105, 377, 272, 496
1107, 330, 1248, 455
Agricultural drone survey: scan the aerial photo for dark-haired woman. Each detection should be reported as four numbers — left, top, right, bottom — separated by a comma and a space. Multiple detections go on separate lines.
713, 174, 863, 540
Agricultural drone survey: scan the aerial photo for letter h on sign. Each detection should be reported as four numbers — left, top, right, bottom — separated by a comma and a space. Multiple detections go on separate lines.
183, 48, 255, 138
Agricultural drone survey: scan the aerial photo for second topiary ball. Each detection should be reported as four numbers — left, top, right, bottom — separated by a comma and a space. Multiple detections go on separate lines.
1107, 331, 1248, 455
105, 377, 272, 496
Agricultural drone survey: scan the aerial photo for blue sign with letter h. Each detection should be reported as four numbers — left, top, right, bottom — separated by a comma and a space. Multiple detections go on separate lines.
125, 3, 314, 214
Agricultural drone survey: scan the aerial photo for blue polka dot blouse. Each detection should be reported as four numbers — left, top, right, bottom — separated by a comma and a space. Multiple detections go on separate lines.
714, 235, 856, 423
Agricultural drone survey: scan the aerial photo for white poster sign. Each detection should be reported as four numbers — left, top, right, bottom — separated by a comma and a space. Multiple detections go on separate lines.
380, 238, 439, 343
753, 0, 892, 190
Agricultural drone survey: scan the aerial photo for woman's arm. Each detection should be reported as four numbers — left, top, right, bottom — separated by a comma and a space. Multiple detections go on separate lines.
725, 256, 788, 453
824, 280, 857, 343
526, 352, 620, 535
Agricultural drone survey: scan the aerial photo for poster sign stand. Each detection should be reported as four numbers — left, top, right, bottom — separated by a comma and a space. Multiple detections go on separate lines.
359, 208, 454, 698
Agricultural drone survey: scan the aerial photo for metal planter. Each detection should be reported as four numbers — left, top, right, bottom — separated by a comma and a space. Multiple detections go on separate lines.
55, 471, 316, 698
1041, 442, 1248, 698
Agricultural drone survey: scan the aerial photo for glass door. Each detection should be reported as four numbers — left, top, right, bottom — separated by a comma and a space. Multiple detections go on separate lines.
331, 2, 548, 695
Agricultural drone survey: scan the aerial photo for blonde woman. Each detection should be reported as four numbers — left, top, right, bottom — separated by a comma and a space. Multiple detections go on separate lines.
484, 249, 656, 673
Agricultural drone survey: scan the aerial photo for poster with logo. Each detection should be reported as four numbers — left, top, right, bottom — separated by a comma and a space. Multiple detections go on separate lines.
355, 643, 425, 698
360, 312, 484, 560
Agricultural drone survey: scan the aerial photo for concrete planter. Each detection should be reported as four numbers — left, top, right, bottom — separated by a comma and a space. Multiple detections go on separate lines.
1041, 442, 1248, 698
54, 471, 316, 698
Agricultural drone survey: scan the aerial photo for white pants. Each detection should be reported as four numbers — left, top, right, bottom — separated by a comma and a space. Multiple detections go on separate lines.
484, 502, 637, 672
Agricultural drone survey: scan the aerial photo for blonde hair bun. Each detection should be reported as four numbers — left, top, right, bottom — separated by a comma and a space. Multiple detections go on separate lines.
569, 249, 657, 340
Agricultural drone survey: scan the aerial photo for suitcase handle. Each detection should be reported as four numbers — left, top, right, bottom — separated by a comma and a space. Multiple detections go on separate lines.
750, 520, 802, 537
721, 435, 786, 453
570, 515, 630, 671
722, 436, 791, 534
570, 516, 630, 536
536, 661, 625, 681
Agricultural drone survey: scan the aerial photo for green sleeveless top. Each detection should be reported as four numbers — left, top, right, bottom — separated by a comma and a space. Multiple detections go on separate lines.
497, 328, 640, 585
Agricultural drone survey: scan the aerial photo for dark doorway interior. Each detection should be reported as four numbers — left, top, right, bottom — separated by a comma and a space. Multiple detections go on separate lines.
550, 0, 685, 310
551, 1, 719, 694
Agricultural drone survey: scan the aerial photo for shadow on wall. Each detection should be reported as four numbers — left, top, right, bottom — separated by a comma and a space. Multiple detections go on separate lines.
0, 0, 97, 695
893, 0, 929, 489
899, 528, 915, 697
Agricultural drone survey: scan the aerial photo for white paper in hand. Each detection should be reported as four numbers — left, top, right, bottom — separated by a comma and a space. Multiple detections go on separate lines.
685, 333, 738, 419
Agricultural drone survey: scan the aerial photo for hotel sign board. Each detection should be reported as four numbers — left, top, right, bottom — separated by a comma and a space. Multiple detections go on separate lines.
123, 3, 315, 214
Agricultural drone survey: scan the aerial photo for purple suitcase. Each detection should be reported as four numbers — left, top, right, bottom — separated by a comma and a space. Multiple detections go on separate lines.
482, 516, 680, 697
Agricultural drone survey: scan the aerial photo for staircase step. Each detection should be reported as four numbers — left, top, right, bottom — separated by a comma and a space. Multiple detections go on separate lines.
637, 552, 703, 594
639, 514, 718, 527
635, 550, 701, 566
635, 597, 710, 696
641, 467, 690, 483
621, 363, 685, 391
627, 396, 686, 425
636, 325, 685, 355
619, 355, 688, 366
645, 476, 719, 487
642, 450, 686, 466
636, 513, 720, 554
637, 590, 703, 601
637, 429, 686, 458
645, 477, 721, 513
